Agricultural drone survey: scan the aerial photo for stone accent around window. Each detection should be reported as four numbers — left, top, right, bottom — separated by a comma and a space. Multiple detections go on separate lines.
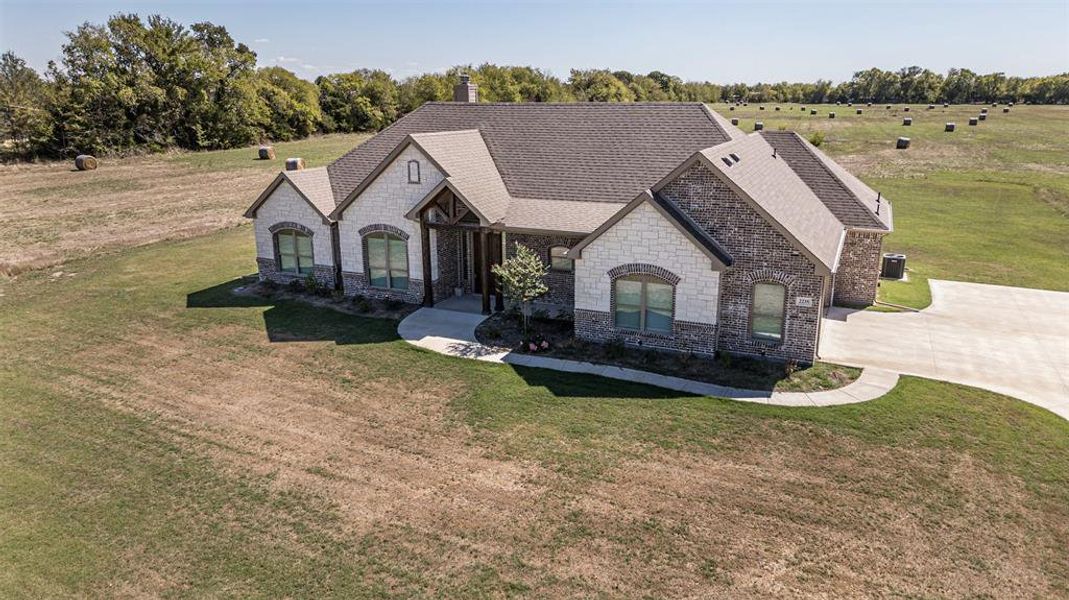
505, 232, 584, 310
606, 263, 682, 286
257, 257, 335, 289
834, 230, 884, 307
268, 221, 315, 236
660, 162, 826, 364
574, 308, 718, 356
358, 223, 410, 240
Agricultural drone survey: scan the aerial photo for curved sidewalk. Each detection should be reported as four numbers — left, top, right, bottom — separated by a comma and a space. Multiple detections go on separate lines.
398, 307, 898, 407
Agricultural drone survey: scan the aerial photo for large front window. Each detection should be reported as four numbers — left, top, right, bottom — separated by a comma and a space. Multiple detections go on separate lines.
752, 282, 786, 342
366, 232, 409, 290
275, 229, 314, 275
614, 275, 674, 333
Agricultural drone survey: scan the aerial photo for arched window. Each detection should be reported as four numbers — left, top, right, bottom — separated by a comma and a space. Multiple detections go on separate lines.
274, 228, 314, 275
407, 159, 420, 184
366, 231, 409, 290
614, 275, 673, 333
751, 282, 787, 342
549, 246, 573, 272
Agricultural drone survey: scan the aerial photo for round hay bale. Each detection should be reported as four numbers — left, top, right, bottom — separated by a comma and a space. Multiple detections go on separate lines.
980, 108, 988, 114
927, 104, 935, 110
775, 106, 781, 111
896, 137, 910, 149
903, 106, 910, 112
945, 122, 956, 132
800, 105, 806, 111
1009, 101, 1015, 107
968, 117, 978, 126
856, 108, 863, 114
75, 155, 98, 171
1003, 107, 1010, 113
828, 112, 836, 119
258, 145, 276, 160
730, 117, 739, 126
729, 105, 735, 111
285, 157, 305, 171
902, 117, 912, 126
759, 105, 765, 110
867, 102, 872, 107
848, 102, 853, 107
943, 102, 949, 108
978, 113, 987, 121
886, 105, 892, 109
810, 109, 817, 115
754, 121, 764, 131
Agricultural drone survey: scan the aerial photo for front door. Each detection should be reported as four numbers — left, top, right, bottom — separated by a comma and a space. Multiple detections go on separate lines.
472, 232, 502, 295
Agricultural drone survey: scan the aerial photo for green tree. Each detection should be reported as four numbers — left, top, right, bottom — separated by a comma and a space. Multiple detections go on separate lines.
254, 67, 322, 141
568, 69, 635, 102
317, 69, 397, 132
492, 243, 549, 334
0, 52, 54, 158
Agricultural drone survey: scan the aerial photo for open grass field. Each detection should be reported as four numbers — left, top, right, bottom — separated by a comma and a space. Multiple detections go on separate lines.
1, 105, 1067, 596
1, 227, 1066, 597
0, 133, 370, 276
708, 103, 1069, 307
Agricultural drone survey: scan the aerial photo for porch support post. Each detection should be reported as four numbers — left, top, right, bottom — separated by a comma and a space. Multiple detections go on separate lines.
494, 235, 505, 312
420, 209, 434, 307
480, 228, 491, 315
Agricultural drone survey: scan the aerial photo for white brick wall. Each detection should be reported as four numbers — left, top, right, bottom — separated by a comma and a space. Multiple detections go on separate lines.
337, 145, 443, 280
575, 201, 720, 324
253, 180, 333, 267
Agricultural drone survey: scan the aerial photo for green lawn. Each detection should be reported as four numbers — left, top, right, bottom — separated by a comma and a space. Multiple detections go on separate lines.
1, 227, 1066, 597
711, 103, 1069, 307
170, 132, 371, 173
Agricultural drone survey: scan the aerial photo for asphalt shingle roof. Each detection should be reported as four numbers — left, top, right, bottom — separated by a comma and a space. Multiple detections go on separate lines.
758, 130, 891, 230
282, 167, 335, 218
328, 102, 740, 207
409, 130, 511, 224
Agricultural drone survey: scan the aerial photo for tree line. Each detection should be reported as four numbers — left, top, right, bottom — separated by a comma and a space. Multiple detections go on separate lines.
2, 14, 1067, 160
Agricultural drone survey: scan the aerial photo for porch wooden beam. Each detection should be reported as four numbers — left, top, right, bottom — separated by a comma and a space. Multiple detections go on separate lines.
479, 228, 491, 315
420, 210, 434, 307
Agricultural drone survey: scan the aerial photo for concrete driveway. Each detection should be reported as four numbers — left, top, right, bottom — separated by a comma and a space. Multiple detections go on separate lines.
820, 280, 1069, 420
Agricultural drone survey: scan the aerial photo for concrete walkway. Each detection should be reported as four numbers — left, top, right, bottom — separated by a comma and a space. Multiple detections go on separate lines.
398, 307, 899, 407
820, 280, 1069, 420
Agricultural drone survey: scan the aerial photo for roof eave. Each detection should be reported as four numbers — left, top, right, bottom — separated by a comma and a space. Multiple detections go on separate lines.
244, 172, 334, 225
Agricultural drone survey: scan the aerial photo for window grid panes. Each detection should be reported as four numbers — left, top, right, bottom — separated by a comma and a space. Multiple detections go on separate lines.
275, 229, 314, 275
549, 246, 573, 272
614, 275, 673, 333
366, 232, 408, 290
752, 282, 786, 342
407, 160, 420, 183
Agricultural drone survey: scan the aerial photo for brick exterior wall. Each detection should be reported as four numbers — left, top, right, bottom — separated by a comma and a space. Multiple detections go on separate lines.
660, 162, 826, 364
574, 309, 718, 355
257, 257, 335, 289
505, 232, 584, 309
834, 230, 884, 307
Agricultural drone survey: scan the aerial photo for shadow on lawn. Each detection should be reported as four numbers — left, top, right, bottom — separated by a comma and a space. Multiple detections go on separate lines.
186, 276, 398, 346
506, 364, 691, 400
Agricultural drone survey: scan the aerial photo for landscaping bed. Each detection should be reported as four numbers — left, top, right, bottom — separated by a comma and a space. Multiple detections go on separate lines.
475, 311, 860, 392
238, 277, 420, 321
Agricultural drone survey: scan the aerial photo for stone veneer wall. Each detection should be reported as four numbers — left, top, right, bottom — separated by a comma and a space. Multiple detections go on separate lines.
573, 200, 722, 355
660, 162, 826, 363
505, 232, 584, 309
257, 258, 334, 288
834, 230, 884, 307
252, 180, 336, 288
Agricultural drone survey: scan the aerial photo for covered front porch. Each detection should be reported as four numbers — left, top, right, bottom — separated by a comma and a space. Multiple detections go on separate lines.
416, 187, 505, 315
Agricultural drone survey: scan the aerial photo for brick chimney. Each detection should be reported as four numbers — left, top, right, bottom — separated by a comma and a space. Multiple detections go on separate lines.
453, 74, 479, 103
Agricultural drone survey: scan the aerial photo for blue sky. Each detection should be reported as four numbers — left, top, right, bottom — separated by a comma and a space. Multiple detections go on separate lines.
1, 0, 1067, 83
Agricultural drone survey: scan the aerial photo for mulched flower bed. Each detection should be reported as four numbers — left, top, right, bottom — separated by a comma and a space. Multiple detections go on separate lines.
475, 311, 860, 393
239, 278, 420, 321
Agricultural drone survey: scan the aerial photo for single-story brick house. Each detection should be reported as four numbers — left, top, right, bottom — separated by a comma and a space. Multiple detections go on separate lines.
245, 76, 892, 364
